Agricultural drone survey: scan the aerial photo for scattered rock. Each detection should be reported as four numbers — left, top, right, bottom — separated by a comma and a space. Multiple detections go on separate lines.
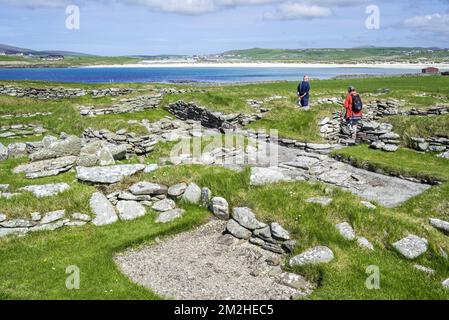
144, 163, 159, 173
335, 222, 356, 241
357, 237, 374, 250
270, 223, 290, 241
76, 164, 145, 184
152, 199, 176, 212
72, 212, 91, 222
290, 246, 334, 266
155, 208, 186, 223
168, 183, 187, 198
116, 201, 147, 221
361, 201, 377, 210
279, 273, 314, 292
90, 192, 118, 226
232, 207, 266, 230
443, 279, 449, 289
18, 183, 70, 198
306, 197, 333, 206
414, 264, 435, 274
182, 183, 202, 204
393, 234, 428, 259
226, 219, 252, 240
130, 182, 168, 196
210, 197, 230, 220
14, 156, 78, 179
40, 210, 65, 224
201, 187, 212, 207
429, 218, 449, 235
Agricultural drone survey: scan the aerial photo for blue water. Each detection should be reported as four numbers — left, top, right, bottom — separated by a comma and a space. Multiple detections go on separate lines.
0, 66, 419, 83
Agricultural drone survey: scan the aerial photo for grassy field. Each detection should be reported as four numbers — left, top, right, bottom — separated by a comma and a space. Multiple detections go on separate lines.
1, 77, 449, 300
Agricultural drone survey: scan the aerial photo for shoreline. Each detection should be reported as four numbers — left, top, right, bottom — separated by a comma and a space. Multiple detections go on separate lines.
80, 62, 449, 69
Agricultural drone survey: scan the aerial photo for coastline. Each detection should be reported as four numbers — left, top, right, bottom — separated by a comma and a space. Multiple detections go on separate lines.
80, 62, 449, 69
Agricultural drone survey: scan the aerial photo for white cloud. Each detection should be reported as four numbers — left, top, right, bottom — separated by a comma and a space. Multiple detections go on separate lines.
264, 2, 332, 20
0, 0, 366, 16
403, 13, 449, 35
0, 0, 70, 7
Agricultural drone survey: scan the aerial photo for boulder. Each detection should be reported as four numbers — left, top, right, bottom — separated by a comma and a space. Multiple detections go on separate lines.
182, 183, 202, 204
155, 208, 185, 223
76, 164, 145, 184
40, 210, 65, 224
335, 222, 356, 241
201, 187, 212, 206
270, 223, 290, 241
7, 143, 27, 159
30, 135, 81, 161
129, 182, 168, 196
357, 237, 374, 250
116, 201, 147, 221
226, 219, 252, 240
429, 218, 449, 234
290, 246, 334, 266
210, 197, 230, 220
0, 143, 8, 161
306, 197, 333, 206
13, 156, 77, 179
393, 234, 428, 259
232, 207, 266, 230
72, 212, 91, 222
90, 192, 118, 226
19, 183, 70, 198
97, 148, 115, 166
152, 198, 176, 212
168, 183, 187, 198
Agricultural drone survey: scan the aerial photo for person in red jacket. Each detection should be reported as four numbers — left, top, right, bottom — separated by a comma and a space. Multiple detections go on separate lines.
344, 86, 363, 126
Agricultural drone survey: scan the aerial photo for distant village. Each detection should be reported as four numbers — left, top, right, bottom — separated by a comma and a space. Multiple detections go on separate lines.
0, 51, 64, 61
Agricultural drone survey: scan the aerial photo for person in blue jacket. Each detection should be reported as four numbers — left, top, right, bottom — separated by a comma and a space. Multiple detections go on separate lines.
297, 75, 311, 109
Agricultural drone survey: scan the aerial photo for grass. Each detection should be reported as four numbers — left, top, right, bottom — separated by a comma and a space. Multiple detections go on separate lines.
332, 145, 449, 183
386, 114, 449, 142
1, 162, 449, 299
1, 77, 449, 300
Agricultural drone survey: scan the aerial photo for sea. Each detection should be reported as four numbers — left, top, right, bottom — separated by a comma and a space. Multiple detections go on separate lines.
0, 66, 420, 83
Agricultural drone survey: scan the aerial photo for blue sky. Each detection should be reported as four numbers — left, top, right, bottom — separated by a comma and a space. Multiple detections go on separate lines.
0, 0, 448, 55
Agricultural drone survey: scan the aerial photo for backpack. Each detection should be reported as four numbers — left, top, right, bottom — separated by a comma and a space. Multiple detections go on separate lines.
351, 94, 363, 113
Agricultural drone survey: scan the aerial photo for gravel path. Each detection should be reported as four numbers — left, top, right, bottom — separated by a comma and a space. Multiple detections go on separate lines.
115, 220, 313, 300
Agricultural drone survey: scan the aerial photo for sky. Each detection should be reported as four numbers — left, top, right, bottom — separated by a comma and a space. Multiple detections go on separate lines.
0, 0, 448, 55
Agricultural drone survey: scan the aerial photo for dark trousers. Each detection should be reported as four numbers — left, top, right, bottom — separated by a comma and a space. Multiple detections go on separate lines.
300, 96, 309, 107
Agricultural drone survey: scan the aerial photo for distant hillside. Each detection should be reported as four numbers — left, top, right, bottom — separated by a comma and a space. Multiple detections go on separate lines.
222, 47, 449, 63
0, 44, 91, 57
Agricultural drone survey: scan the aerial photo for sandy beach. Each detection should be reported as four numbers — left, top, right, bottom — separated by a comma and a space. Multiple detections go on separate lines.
82, 62, 449, 69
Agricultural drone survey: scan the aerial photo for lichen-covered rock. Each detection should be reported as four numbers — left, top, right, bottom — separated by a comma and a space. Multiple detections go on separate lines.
182, 183, 202, 204
270, 223, 290, 241
130, 182, 168, 196
77, 164, 145, 184
232, 207, 266, 230
152, 199, 176, 212
429, 218, 449, 234
335, 222, 356, 241
90, 192, 118, 226
393, 234, 428, 259
210, 197, 229, 220
116, 201, 147, 221
168, 183, 187, 198
290, 246, 334, 266
19, 183, 70, 198
226, 219, 252, 240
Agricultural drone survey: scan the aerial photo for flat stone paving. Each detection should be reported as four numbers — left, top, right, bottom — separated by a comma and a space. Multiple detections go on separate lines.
224, 144, 431, 208
115, 220, 313, 300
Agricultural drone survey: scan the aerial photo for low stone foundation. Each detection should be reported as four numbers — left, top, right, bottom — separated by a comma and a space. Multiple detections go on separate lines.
0, 84, 136, 100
